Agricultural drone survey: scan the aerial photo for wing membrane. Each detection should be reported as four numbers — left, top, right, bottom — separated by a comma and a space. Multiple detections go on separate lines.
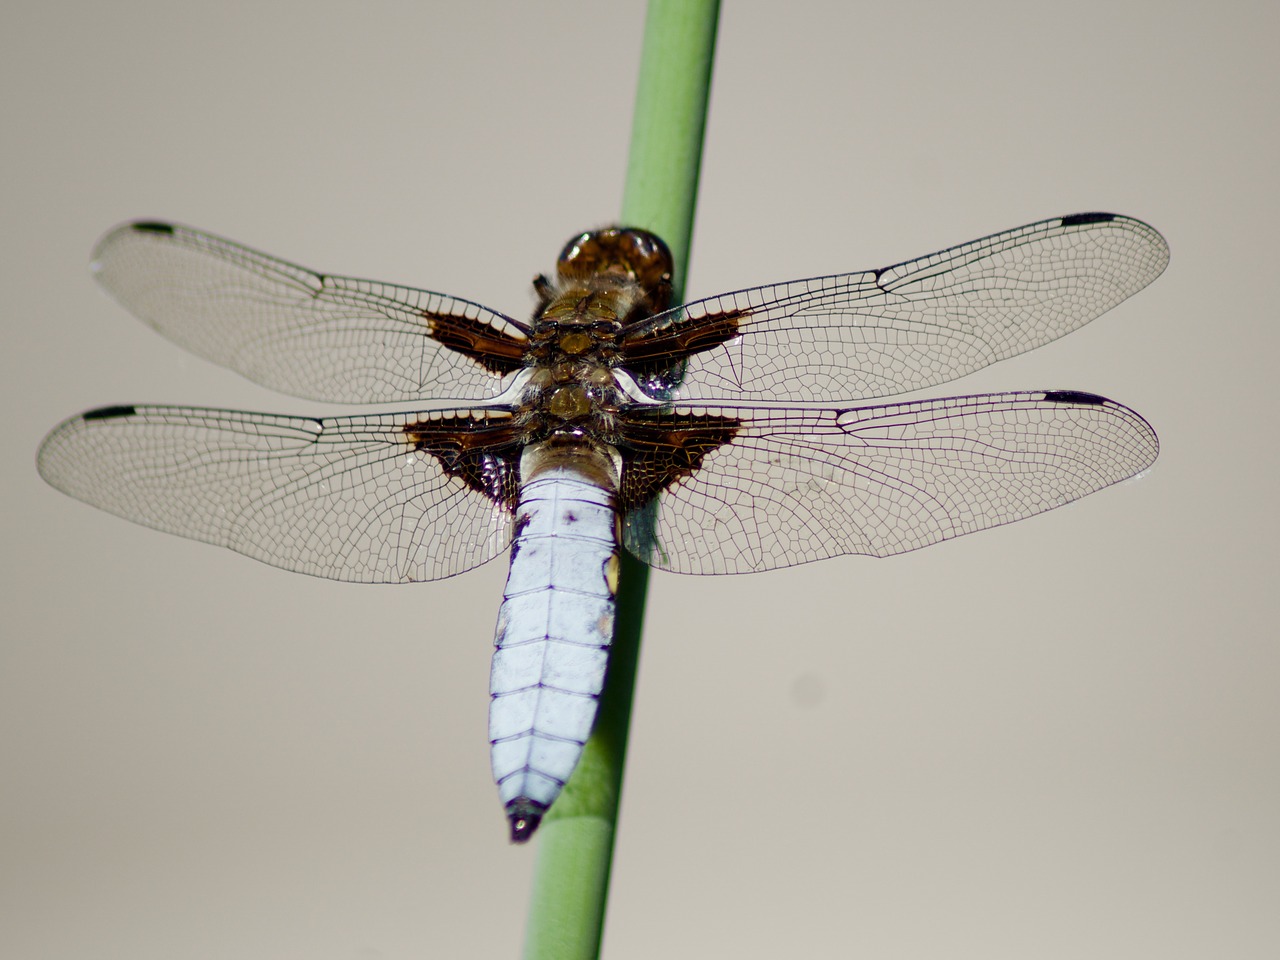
38, 405, 519, 582
627, 214, 1167, 403
622, 391, 1157, 574
90, 222, 529, 404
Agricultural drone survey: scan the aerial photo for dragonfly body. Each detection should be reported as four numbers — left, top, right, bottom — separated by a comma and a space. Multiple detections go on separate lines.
491, 444, 620, 839
482, 229, 680, 838
38, 213, 1167, 841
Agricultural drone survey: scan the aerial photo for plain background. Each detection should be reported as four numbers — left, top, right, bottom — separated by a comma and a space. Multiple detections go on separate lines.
3, 2, 1277, 957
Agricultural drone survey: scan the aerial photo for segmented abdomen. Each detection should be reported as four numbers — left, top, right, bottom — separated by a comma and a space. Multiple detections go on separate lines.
489, 452, 620, 840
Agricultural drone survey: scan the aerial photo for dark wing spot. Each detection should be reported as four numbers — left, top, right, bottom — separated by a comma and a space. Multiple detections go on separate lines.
423, 310, 527, 376
1043, 390, 1107, 405
403, 415, 523, 508
130, 221, 176, 235
1060, 212, 1117, 227
615, 411, 741, 510
622, 307, 747, 397
82, 405, 138, 421
623, 307, 745, 365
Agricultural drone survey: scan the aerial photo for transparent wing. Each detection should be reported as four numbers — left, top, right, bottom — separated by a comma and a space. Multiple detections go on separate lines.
622, 390, 1158, 574
38, 404, 520, 583
90, 222, 530, 404
625, 214, 1168, 403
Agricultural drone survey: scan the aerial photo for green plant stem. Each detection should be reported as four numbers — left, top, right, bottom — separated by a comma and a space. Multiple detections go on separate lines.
520, 3, 720, 958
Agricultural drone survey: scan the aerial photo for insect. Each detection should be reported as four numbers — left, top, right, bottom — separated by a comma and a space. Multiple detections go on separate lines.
38, 213, 1167, 841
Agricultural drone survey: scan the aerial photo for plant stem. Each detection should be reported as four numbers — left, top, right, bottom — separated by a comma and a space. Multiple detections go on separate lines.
520, 3, 719, 958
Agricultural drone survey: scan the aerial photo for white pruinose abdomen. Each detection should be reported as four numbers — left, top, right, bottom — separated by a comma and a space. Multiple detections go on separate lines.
489, 439, 621, 842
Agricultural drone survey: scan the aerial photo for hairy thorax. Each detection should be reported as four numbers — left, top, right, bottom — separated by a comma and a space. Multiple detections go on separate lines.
512, 227, 675, 448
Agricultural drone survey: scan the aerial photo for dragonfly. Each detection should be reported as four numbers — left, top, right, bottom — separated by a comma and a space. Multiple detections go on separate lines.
38, 212, 1167, 841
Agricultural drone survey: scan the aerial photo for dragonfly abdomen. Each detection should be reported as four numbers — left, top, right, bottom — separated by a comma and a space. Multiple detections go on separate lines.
488, 441, 621, 842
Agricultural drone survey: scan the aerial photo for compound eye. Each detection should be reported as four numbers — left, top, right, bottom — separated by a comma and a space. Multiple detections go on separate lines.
556, 231, 596, 273
557, 227, 674, 295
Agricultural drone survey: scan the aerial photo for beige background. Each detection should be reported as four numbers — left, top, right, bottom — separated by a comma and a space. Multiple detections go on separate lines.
3, 1, 1277, 957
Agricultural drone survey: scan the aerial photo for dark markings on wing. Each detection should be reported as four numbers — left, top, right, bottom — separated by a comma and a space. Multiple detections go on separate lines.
615, 411, 741, 511
37, 404, 518, 583
89, 221, 531, 404
1060, 212, 1116, 227
1042, 389, 1107, 405
624, 214, 1168, 404
403, 415, 524, 508
82, 404, 138, 421
619, 307, 746, 391
423, 311, 528, 376
623, 391, 1158, 574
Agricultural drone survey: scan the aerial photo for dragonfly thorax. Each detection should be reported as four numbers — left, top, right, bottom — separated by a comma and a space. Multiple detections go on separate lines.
514, 226, 677, 444
515, 359, 625, 439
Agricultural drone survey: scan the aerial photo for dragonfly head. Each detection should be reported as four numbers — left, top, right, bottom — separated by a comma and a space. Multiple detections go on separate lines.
556, 226, 674, 313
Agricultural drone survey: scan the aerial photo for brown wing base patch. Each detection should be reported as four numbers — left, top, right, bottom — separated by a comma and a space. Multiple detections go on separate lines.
403, 414, 524, 508
616, 411, 740, 510
423, 310, 528, 376
620, 307, 746, 393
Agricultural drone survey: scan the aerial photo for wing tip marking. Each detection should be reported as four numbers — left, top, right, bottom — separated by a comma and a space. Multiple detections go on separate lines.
129, 221, 177, 235
1059, 212, 1117, 227
1042, 389, 1108, 406
81, 404, 138, 421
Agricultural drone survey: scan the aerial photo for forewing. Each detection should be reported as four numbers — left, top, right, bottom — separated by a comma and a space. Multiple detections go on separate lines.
38, 405, 521, 582
624, 214, 1167, 403
621, 391, 1157, 574
90, 222, 529, 404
